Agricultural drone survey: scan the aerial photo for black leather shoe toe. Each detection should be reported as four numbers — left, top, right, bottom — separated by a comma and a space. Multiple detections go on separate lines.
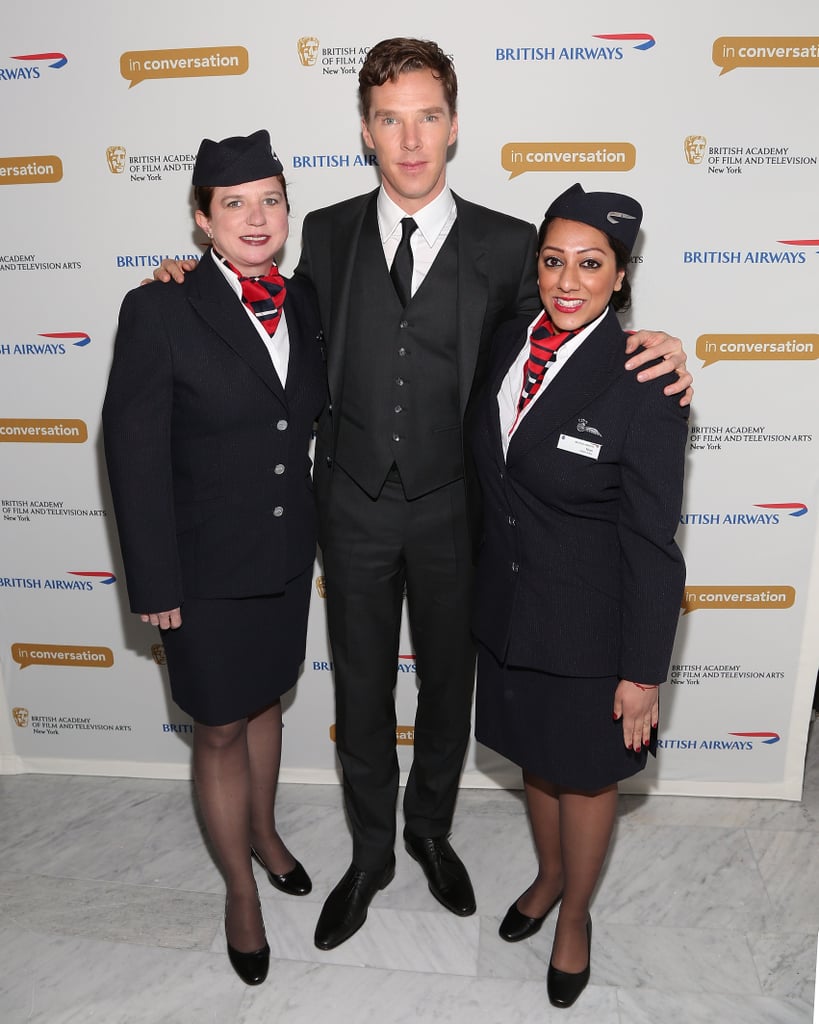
403, 829, 476, 916
547, 916, 592, 1009
226, 940, 270, 985
252, 848, 312, 896
314, 857, 395, 950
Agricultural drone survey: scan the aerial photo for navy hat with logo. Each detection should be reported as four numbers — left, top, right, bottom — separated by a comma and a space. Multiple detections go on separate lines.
544, 182, 643, 254
192, 129, 283, 186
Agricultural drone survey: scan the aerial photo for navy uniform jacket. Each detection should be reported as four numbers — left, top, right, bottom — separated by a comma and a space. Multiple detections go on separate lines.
102, 253, 326, 613
471, 307, 688, 684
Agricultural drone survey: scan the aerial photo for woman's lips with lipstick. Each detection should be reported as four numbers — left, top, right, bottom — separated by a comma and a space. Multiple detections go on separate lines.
552, 297, 584, 314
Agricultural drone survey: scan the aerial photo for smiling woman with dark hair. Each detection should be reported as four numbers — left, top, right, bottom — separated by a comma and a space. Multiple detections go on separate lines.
471, 183, 688, 1009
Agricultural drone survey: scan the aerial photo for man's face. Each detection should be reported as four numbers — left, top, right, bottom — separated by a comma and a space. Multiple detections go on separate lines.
361, 68, 458, 215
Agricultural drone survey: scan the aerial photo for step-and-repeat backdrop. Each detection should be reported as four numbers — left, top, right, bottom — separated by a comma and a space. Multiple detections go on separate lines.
1, 1, 817, 797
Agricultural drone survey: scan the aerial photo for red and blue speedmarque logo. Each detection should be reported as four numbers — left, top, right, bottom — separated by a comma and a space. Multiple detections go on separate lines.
729, 732, 781, 744
40, 332, 91, 348
754, 502, 808, 518
68, 571, 117, 585
12, 52, 68, 69
593, 33, 656, 51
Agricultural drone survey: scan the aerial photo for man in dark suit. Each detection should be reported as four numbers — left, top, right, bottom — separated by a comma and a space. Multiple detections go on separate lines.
296, 38, 692, 951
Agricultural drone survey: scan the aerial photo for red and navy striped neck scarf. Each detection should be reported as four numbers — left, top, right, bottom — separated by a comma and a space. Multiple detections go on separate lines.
215, 249, 286, 337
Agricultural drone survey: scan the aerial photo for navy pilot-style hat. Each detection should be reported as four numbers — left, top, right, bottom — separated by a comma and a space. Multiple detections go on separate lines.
192, 129, 283, 186
544, 182, 643, 254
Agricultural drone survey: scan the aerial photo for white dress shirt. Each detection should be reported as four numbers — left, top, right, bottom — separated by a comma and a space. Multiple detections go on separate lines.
376, 185, 457, 298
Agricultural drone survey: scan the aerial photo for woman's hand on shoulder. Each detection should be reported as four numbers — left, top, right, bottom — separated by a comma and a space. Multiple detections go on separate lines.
613, 679, 659, 752
624, 330, 693, 407
139, 608, 182, 629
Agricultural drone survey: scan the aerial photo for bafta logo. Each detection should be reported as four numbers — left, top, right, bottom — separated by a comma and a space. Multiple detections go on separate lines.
297, 36, 319, 67
106, 145, 126, 174
151, 643, 167, 666
12, 707, 30, 728
684, 135, 707, 165
315, 575, 327, 598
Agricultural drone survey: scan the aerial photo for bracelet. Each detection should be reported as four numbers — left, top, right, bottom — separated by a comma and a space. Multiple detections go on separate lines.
631, 681, 659, 691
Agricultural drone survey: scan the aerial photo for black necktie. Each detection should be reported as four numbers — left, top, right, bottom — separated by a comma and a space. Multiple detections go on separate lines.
390, 217, 417, 307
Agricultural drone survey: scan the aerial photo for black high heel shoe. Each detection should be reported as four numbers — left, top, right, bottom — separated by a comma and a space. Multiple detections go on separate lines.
225, 900, 269, 986
499, 891, 562, 942
547, 915, 592, 1008
251, 847, 312, 896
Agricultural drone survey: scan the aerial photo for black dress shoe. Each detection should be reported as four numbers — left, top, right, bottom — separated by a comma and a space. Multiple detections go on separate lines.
226, 938, 270, 985
251, 847, 312, 896
498, 892, 561, 942
314, 856, 395, 950
403, 829, 476, 916
547, 915, 592, 1009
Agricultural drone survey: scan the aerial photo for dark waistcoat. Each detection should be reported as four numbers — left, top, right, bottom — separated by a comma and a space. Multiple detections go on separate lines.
334, 208, 461, 500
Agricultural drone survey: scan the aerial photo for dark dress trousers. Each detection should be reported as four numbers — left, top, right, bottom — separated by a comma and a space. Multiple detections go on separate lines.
295, 189, 539, 867
103, 255, 326, 723
471, 308, 688, 788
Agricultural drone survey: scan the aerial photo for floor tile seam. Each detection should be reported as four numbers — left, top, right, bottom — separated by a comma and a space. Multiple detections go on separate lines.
268, 952, 482, 979
0, 915, 221, 951
7, 871, 228, 900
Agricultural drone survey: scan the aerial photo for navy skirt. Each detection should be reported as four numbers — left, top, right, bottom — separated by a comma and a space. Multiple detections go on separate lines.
475, 643, 655, 791
160, 566, 313, 726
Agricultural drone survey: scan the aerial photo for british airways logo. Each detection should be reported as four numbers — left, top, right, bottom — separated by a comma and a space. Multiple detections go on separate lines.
659, 731, 781, 750
1, 53, 68, 80
680, 501, 808, 526
0, 571, 116, 592
495, 33, 655, 62
0, 332, 91, 357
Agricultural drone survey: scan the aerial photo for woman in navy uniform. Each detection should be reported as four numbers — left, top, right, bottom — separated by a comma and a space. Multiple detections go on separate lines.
103, 131, 325, 985
471, 184, 687, 1008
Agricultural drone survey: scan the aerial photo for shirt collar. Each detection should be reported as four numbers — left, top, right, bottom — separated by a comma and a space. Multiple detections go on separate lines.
376, 185, 455, 247
209, 247, 243, 299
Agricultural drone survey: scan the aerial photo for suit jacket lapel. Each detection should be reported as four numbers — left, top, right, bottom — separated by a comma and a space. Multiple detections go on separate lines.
485, 322, 526, 469
453, 193, 490, 417
187, 254, 286, 402
507, 308, 625, 465
325, 191, 376, 403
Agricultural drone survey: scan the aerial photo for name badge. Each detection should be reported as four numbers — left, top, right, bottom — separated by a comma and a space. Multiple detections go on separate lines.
557, 433, 601, 460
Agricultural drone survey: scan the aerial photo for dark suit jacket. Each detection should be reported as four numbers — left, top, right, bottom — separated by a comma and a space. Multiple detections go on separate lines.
471, 307, 688, 684
102, 254, 325, 613
294, 188, 540, 541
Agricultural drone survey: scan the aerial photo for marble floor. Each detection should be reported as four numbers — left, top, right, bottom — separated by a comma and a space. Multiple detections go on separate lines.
1, 726, 818, 1024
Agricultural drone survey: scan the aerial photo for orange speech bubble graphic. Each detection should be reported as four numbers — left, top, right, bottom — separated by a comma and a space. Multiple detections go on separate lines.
329, 724, 414, 745
120, 46, 249, 88
0, 419, 87, 442
713, 37, 819, 76
12, 643, 114, 669
697, 334, 818, 367
502, 143, 636, 179
0, 156, 63, 184
682, 586, 795, 614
